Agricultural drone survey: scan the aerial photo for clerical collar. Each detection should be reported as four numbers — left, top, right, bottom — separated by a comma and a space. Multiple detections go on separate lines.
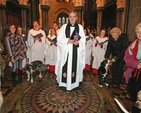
70, 24, 75, 27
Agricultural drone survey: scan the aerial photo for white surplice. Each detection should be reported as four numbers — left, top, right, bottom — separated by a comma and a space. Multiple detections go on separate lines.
27, 29, 46, 63
85, 36, 93, 65
92, 36, 108, 73
44, 35, 57, 65
55, 24, 85, 90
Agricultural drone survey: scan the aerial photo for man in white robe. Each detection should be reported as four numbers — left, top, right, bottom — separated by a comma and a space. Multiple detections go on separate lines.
27, 20, 46, 63
55, 11, 85, 91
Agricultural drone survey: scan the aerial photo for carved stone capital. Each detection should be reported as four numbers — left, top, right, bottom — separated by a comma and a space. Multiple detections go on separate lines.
41, 5, 50, 10
18, 0, 28, 5
96, 0, 105, 8
0, 0, 6, 6
96, 7, 105, 11
19, 4, 28, 9
40, 0, 52, 6
116, 7, 124, 12
75, 6, 84, 11
72, 0, 85, 7
116, 0, 125, 9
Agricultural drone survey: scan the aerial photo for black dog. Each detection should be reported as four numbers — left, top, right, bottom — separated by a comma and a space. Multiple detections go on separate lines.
98, 59, 110, 87
127, 69, 141, 102
24, 60, 48, 83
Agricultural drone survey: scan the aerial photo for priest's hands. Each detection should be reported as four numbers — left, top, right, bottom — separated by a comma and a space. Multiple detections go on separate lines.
68, 39, 79, 45
68, 39, 74, 43
73, 40, 79, 45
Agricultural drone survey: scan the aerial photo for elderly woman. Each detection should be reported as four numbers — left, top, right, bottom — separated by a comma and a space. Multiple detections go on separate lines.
105, 27, 128, 88
124, 23, 141, 101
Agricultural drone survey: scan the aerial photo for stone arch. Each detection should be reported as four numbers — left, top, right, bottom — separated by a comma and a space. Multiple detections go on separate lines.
48, 0, 74, 28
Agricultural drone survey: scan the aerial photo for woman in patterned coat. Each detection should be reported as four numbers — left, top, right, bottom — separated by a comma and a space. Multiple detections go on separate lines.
5, 24, 27, 86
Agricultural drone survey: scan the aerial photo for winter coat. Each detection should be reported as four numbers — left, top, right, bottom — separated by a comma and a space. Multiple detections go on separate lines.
5, 32, 26, 61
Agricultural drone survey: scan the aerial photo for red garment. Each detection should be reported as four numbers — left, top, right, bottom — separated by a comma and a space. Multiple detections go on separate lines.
84, 64, 90, 71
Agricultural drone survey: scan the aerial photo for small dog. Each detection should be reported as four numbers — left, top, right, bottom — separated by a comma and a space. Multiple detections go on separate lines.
98, 59, 110, 87
133, 90, 141, 112
127, 70, 141, 102
24, 60, 48, 83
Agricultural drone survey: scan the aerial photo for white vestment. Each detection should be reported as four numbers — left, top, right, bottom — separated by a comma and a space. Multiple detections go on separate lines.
44, 35, 57, 65
92, 36, 108, 73
55, 24, 85, 90
85, 36, 93, 65
27, 29, 46, 63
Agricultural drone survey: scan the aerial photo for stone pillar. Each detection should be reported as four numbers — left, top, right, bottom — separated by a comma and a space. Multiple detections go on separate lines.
18, 0, 28, 34
127, 0, 141, 41
0, 0, 6, 41
116, 8, 124, 30
72, 0, 85, 24
40, 0, 51, 34
75, 6, 83, 24
116, 0, 125, 31
96, 0, 105, 35
41, 5, 50, 34
96, 7, 104, 35
30, 0, 40, 22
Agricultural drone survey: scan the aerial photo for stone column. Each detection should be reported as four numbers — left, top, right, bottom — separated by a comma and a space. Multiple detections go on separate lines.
30, 0, 40, 22
40, 0, 51, 34
116, 0, 125, 31
41, 5, 50, 34
72, 0, 85, 24
96, 0, 105, 35
96, 8, 104, 35
116, 8, 124, 30
75, 6, 83, 24
0, 0, 6, 41
19, 0, 28, 34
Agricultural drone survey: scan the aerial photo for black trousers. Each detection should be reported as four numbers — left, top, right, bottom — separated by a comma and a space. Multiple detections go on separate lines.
111, 58, 125, 86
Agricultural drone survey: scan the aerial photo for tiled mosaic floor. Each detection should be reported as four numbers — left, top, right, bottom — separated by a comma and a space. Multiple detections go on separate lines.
1, 66, 134, 113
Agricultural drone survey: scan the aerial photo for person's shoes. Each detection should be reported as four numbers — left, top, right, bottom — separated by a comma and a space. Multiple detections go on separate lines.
98, 83, 103, 87
109, 82, 116, 86
104, 82, 109, 86
59, 86, 66, 91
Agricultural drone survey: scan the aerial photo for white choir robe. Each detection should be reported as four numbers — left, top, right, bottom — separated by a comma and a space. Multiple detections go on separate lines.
44, 35, 57, 72
55, 24, 85, 91
27, 29, 46, 63
92, 36, 108, 74
84, 36, 93, 71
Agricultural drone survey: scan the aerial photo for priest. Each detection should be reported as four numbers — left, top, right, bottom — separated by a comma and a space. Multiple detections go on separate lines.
55, 10, 85, 90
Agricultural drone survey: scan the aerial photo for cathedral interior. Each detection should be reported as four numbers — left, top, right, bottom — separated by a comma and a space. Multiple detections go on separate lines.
0, 0, 141, 113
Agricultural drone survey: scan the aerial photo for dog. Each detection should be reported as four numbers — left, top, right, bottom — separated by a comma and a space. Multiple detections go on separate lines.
127, 70, 141, 102
98, 59, 111, 87
114, 91, 141, 113
24, 60, 48, 83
